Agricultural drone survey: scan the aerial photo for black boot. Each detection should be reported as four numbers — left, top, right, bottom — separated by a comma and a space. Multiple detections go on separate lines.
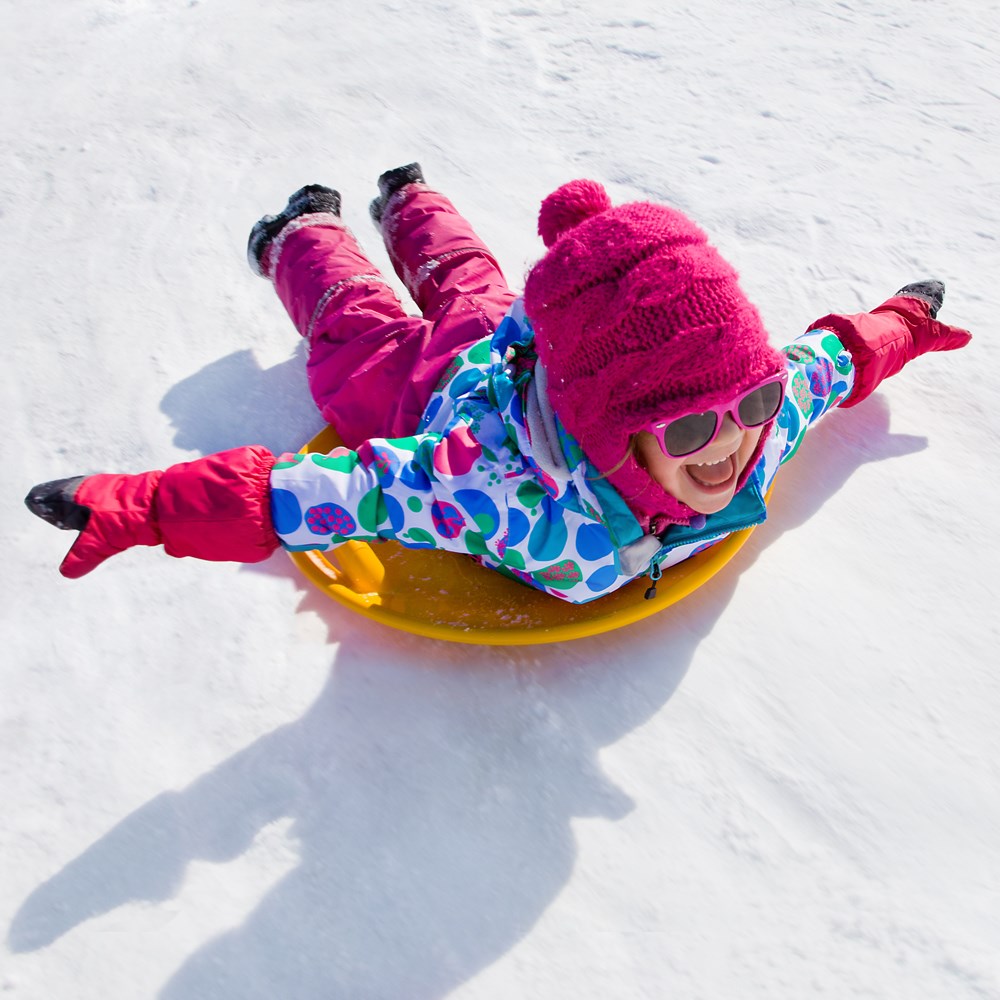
896, 279, 945, 319
247, 184, 342, 277
369, 163, 425, 225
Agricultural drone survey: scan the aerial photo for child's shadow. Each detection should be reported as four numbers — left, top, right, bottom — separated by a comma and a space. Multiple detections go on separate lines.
8, 379, 923, 997
159, 344, 322, 455
757, 395, 927, 544
9, 616, 716, 998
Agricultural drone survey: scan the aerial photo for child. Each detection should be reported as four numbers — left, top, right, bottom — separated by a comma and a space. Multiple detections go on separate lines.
25, 166, 971, 603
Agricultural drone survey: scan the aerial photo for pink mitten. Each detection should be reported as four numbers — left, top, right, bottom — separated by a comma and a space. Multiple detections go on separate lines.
26, 445, 280, 578
810, 281, 971, 408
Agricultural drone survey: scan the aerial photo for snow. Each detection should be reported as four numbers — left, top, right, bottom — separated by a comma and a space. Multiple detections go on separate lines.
3, 0, 999, 997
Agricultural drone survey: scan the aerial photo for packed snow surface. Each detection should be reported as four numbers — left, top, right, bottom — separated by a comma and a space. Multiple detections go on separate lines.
3, 1, 999, 997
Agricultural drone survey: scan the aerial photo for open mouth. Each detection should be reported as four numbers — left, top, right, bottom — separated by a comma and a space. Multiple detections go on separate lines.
683, 451, 738, 493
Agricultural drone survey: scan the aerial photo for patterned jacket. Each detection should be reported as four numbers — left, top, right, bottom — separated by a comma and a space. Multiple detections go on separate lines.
270, 299, 855, 603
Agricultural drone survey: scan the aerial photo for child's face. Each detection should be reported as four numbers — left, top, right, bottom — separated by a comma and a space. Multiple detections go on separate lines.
635, 416, 763, 515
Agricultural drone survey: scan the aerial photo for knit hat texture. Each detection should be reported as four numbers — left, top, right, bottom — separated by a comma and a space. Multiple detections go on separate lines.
523, 179, 786, 530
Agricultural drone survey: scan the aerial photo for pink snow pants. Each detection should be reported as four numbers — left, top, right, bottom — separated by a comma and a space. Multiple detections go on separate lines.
269, 186, 517, 449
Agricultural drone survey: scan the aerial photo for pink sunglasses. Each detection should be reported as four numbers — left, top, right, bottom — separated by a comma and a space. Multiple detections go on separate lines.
644, 370, 788, 458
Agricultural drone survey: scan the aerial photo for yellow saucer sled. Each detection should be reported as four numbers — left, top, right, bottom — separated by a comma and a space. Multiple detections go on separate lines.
288, 427, 766, 645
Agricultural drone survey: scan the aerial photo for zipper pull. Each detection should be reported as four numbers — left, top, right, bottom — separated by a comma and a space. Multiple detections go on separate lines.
644, 560, 662, 600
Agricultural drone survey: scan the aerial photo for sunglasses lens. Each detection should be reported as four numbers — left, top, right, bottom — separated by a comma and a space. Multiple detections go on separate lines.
737, 381, 784, 427
662, 411, 718, 457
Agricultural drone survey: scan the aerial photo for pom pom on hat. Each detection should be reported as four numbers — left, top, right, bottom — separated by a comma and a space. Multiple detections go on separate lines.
537, 179, 613, 247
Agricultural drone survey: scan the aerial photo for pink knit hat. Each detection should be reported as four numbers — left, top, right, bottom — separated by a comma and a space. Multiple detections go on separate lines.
523, 179, 786, 531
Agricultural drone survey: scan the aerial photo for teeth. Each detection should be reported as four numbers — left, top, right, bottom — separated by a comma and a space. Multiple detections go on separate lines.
693, 455, 733, 468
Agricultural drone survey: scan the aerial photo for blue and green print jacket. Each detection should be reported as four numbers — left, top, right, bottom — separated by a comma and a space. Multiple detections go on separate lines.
270, 299, 855, 603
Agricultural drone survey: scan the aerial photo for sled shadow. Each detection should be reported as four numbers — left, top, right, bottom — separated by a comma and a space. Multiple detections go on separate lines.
7, 395, 922, 999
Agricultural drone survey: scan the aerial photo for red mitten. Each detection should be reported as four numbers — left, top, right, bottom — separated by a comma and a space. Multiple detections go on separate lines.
26, 446, 280, 578
810, 283, 971, 408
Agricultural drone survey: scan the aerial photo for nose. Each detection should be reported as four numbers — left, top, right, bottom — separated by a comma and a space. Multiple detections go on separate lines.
713, 412, 743, 450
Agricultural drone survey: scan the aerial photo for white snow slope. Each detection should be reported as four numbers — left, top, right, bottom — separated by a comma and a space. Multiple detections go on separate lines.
3, 1, 999, 998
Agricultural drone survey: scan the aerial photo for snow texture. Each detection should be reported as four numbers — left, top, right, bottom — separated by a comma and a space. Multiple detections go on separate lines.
3, 1, 999, 998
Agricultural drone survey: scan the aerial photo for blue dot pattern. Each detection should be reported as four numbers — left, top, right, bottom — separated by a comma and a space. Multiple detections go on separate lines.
271, 488, 303, 535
